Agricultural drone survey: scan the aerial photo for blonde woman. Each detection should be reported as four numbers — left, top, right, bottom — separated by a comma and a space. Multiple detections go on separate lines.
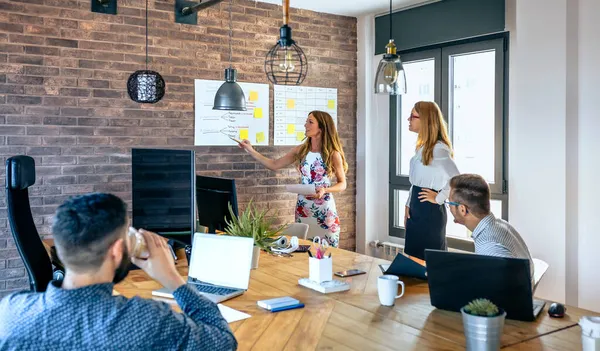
404, 101, 460, 260
238, 111, 348, 247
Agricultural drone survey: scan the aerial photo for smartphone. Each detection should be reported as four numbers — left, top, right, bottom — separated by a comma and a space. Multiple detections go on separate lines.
334, 269, 366, 278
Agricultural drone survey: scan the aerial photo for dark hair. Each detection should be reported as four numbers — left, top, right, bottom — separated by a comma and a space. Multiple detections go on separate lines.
52, 193, 127, 272
449, 174, 491, 218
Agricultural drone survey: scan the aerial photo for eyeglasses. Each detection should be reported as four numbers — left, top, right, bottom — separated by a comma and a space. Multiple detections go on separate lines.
444, 200, 461, 207
409, 115, 420, 120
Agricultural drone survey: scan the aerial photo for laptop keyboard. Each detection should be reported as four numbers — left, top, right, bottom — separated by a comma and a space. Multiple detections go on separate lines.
192, 283, 239, 296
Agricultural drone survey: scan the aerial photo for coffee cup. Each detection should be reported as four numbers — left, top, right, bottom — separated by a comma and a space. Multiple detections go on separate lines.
378, 275, 405, 306
128, 227, 149, 259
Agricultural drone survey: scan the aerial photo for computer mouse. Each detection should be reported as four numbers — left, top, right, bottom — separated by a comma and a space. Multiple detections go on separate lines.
548, 302, 566, 318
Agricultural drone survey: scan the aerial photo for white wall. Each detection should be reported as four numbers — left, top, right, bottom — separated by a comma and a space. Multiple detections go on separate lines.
356, 15, 391, 256
507, 0, 600, 312
576, 0, 600, 312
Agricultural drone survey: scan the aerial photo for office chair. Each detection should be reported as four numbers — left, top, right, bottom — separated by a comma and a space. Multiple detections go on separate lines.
283, 223, 310, 240
6, 155, 54, 292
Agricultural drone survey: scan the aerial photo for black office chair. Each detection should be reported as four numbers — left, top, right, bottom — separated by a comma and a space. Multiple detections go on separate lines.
6, 155, 54, 292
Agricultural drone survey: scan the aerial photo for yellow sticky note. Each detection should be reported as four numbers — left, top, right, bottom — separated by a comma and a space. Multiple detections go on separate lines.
287, 99, 295, 109
253, 107, 263, 119
296, 131, 305, 141
239, 129, 249, 141
287, 124, 295, 135
327, 100, 335, 109
249, 91, 258, 102
256, 132, 265, 143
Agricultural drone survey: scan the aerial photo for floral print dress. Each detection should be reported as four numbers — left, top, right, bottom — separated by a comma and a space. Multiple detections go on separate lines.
295, 151, 340, 247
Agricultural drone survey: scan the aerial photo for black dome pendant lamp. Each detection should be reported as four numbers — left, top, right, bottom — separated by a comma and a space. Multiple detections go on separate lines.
127, 0, 165, 104
213, 0, 246, 111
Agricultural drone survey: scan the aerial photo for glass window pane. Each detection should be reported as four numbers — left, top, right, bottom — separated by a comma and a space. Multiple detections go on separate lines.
449, 50, 496, 183
393, 189, 410, 228
398, 59, 436, 176
446, 199, 503, 239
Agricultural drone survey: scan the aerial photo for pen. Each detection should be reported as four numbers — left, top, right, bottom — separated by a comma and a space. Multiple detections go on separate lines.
307, 250, 313, 258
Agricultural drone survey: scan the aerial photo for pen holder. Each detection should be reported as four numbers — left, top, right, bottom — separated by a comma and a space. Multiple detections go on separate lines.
309, 256, 332, 283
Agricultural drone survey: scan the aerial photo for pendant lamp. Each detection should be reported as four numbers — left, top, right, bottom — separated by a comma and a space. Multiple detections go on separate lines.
213, 0, 246, 111
264, 0, 307, 85
127, 0, 165, 104
374, 0, 407, 95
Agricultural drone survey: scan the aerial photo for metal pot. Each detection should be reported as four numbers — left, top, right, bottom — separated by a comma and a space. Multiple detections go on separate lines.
461, 307, 506, 351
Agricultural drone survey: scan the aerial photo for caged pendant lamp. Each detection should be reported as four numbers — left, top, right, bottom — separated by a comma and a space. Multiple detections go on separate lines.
213, 0, 246, 111
264, 0, 307, 85
127, 0, 166, 104
374, 0, 407, 95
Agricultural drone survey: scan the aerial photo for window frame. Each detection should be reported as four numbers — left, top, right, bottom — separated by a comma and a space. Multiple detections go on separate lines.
388, 33, 509, 252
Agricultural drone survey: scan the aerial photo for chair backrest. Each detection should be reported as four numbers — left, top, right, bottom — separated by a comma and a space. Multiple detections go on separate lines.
532, 258, 549, 293
6, 155, 53, 292
283, 223, 309, 240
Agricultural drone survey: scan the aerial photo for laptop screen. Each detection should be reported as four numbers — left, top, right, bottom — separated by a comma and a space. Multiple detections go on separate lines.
188, 233, 254, 290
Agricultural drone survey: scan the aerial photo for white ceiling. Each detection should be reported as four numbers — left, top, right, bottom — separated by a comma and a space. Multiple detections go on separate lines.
256, 0, 436, 17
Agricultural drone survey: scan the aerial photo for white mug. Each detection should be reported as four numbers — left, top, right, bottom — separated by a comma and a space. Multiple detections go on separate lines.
378, 275, 405, 306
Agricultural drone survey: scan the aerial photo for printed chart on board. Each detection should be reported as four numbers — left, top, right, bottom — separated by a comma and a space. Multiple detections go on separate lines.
273, 85, 337, 146
194, 79, 269, 146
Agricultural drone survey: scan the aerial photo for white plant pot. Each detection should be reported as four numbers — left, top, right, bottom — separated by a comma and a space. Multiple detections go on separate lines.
461, 307, 506, 351
251, 246, 260, 270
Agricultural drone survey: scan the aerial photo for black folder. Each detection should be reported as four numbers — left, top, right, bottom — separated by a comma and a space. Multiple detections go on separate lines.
379, 253, 427, 280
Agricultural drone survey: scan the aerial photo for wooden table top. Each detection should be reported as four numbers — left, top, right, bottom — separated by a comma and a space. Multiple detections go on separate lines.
109, 240, 594, 350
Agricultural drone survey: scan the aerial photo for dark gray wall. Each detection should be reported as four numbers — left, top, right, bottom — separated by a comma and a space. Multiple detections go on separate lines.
375, 0, 505, 53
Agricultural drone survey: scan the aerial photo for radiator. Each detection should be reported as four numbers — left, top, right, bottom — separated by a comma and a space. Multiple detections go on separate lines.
369, 240, 404, 260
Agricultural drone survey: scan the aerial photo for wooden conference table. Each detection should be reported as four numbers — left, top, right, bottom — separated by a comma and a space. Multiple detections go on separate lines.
111, 240, 594, 350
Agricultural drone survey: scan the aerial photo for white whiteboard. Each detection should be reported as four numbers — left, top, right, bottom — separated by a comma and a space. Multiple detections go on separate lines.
194, 79, 270, 146
273, 85, 337, 146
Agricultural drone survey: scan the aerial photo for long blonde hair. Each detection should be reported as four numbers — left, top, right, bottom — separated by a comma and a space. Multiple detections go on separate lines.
414, 101, 453, 166
296, 111, 348, 175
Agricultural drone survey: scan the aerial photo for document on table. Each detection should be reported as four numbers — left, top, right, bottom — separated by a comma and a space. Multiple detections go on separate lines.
217, 304, 251, 323
285, 184, 316, 195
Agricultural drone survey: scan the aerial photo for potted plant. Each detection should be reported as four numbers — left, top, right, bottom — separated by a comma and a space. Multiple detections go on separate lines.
461, 298, 506, 351
223, 200, 287, 269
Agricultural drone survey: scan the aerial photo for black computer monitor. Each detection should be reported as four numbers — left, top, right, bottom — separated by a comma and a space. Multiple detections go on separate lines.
425, 249, 543, 322
132, 148, 196, 246
195, 175, 238, 233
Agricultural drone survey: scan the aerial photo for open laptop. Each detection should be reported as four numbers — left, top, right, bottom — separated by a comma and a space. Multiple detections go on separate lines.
424, 249, 545, 322
152, 233, 254, 303
378, 253, 427, 280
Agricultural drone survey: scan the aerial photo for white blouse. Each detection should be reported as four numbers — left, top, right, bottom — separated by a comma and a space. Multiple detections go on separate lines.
406, 142, 460, 206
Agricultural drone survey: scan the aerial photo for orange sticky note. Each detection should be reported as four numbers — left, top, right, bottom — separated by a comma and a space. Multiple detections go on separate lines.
327, 100, 335, 109
287, 99, 295, 109
249, 91, 259, 102
296, 131, 305, 141
239, 129, 249, 141
253, 107, 263, 119
287, 124, 295, 135
256, 132, 265, 143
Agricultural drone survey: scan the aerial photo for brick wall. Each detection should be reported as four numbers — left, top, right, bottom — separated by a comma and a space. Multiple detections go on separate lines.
0, 0, 357, 296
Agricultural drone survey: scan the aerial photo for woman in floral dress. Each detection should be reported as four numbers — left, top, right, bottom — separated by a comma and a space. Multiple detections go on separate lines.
238, 111, 348, 247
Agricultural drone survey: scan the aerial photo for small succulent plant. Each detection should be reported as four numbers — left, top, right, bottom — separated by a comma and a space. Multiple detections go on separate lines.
463, 298, 501, 317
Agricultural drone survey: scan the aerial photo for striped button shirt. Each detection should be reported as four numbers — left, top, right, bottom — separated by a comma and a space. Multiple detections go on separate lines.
472, 213, 535, 278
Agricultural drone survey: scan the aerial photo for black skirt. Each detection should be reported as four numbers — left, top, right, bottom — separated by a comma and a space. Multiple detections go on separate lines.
404, 185, 447, 260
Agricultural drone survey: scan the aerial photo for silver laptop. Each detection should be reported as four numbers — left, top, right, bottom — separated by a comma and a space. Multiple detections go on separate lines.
152, 233, 254, 303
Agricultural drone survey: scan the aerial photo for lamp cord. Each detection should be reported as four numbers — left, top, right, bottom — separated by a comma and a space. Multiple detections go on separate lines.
228, 0, 232, 69
145, 0, 148, 70
389, 0, 392, 40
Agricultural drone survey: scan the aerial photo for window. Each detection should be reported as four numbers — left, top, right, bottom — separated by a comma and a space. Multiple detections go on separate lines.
389, 36, 508, 250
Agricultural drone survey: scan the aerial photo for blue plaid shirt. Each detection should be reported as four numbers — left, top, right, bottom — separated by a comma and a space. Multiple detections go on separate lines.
0, 281, 237, 351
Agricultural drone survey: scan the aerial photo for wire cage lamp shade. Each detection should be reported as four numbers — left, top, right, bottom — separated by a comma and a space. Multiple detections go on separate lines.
127, 70, 166, 104
264, 0, 307, 85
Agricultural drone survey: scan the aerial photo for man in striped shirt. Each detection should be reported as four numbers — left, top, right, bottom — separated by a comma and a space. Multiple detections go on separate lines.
447, 174, 534, 279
